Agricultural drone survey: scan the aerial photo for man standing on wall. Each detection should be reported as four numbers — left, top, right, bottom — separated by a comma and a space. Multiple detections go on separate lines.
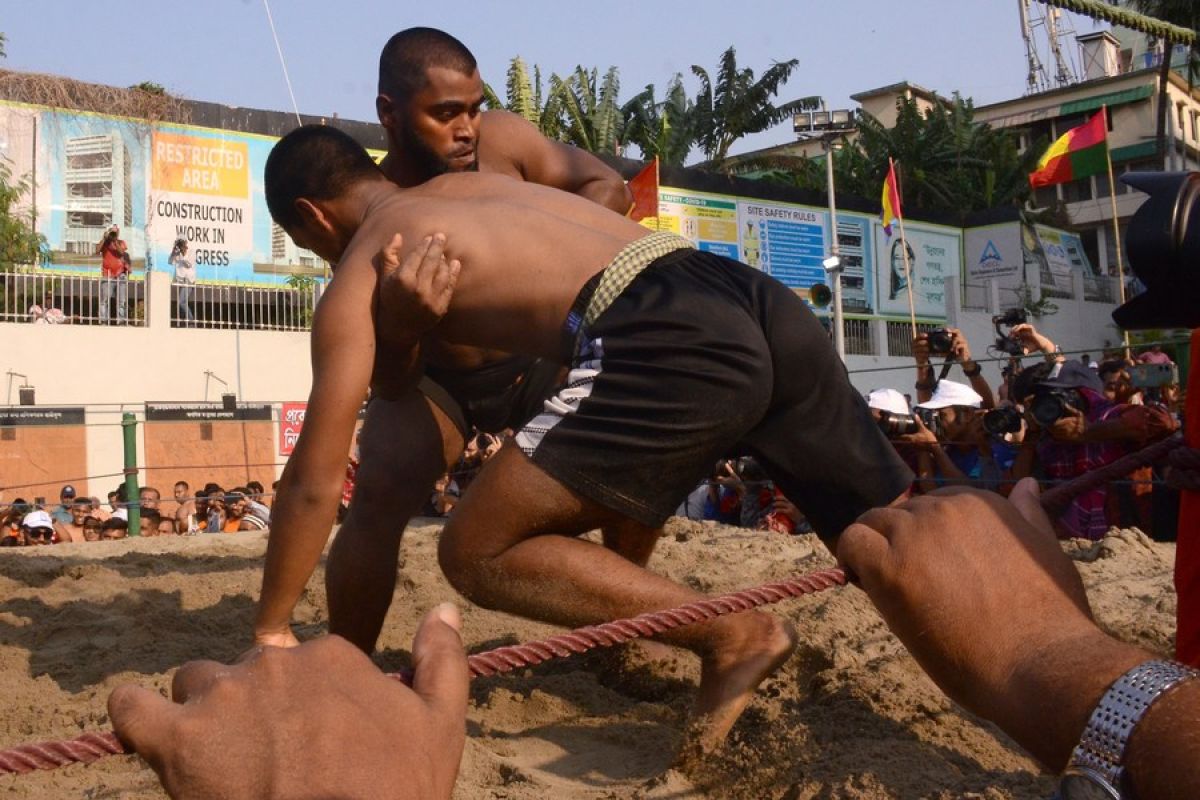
96, 224, 130, 324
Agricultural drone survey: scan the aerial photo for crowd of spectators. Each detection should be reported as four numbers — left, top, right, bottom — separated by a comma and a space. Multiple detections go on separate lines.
866, 323, 1182, 541
611, 322, 1182, 542
0, 480, 273, 547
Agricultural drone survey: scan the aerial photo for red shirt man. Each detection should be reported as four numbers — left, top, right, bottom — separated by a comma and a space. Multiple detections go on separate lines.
98, 227, 129, 278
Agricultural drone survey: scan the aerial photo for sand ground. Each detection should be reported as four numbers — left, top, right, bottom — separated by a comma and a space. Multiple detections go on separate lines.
0, 520, 1176, 799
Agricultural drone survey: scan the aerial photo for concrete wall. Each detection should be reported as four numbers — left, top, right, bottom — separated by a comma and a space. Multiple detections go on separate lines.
1, 270, 313, 499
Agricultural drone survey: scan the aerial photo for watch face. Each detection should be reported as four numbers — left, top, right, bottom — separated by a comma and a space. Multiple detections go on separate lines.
1059, 770, 1121, 800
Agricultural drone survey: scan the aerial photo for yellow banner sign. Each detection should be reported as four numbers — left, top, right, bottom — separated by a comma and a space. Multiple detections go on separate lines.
152, 132, 248, 198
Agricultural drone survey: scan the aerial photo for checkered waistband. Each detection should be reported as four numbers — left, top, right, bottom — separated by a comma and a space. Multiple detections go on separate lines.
560, 232, 695, 353
584, 232, 694, 326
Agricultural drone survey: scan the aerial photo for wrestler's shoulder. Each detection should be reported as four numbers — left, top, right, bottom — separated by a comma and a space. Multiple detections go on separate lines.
477, 110, 538, 178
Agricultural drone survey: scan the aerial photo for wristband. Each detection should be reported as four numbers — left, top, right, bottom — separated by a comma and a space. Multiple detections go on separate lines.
961, 362, 982, 377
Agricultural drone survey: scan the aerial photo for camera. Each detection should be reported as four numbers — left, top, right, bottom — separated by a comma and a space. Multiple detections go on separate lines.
982, 406, 1022, 436
914, 406, 942, 438
876, 410, 919, 437
1030, 387, 1080, 427
991, 308, 1027, 357
1113, 172, 1200, 330
926, 328, 954, 356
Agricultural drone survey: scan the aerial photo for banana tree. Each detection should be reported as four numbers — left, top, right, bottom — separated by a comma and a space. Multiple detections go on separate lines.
549, 66, 623, 154
621, 74, 697, 165
691, 45, 820, 170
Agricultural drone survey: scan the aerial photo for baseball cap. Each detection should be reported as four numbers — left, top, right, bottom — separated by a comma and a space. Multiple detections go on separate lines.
60, 485, 77, 499
916, 380, 983, 410
1039, 361, 1104, 394
866, 388, 909, 416
21, 510, 54, 530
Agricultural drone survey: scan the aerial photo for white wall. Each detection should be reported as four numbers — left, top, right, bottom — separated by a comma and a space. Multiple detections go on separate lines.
2, 270, 314, 489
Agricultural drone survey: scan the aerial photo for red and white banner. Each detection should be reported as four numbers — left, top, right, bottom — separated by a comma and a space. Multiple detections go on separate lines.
279, 402, 307, 456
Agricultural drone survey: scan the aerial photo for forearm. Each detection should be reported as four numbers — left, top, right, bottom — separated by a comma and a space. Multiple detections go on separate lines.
965, 368, 995, 409
580, 177, 633, 215
1008, 438, 1040, 482
915, 363, 935, 404
1004, 632, 1200, 800
1125, 677, 1200, 799
371, 338, 422, 400
913, 450, 939, 494
930, 446, 968, 485
255, 472, 344, 634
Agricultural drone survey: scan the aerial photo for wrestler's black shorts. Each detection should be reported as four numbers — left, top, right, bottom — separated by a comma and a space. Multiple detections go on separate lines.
419, 354, 564, 437
514, 236, 913, 540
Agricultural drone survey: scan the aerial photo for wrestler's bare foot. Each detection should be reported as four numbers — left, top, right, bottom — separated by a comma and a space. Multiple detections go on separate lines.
686, 611, 797, 753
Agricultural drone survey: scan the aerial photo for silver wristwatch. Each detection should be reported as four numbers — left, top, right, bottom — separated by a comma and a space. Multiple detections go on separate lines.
1059, 659, 1198, 799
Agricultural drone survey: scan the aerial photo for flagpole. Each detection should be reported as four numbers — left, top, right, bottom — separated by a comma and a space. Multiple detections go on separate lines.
892, 158, 918, 338
654, 156, 661, 233
1101, 106, 1131, 358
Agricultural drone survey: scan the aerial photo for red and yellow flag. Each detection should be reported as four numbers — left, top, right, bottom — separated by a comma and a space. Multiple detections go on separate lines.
881, 159, 901, 237
626, 157, 659, 222
1029, 107, 1108, 188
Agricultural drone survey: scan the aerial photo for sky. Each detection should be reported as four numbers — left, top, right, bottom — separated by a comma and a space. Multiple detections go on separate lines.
2, 0, 1102, 159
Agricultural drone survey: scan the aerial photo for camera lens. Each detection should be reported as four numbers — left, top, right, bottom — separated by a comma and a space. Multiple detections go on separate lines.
927, 329, 954, 355
983, 407, 1022, 436
877, 411, 918, 437
1031, 392, 1067, 426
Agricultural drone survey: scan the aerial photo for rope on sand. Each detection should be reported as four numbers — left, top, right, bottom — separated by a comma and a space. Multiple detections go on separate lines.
0, 434, 1183, 776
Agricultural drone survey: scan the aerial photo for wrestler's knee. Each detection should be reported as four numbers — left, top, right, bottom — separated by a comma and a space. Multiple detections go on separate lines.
437, 520, 502, 607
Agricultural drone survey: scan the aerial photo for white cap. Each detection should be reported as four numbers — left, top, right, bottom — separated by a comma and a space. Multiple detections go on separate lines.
21, 510, 53, 529
916, 379, 983, 410
866, 388, 909, 416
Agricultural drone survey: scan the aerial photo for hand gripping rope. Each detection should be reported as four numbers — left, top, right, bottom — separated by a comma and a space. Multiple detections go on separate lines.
0, 436, 1186, 776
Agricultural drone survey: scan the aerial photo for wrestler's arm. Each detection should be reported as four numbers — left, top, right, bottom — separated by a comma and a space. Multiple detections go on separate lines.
255, 235, 457, 643
485, 111, 632, 213
839, 482, 1200, 799
255, 256, 382, 645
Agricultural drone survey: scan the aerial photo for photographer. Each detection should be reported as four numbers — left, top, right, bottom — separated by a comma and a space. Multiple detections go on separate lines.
904, 381, 1001, 494
912, 328, 995, 409
1009, 351, 1178, 539
169, 238, 196, 325
96, 224, 131, 324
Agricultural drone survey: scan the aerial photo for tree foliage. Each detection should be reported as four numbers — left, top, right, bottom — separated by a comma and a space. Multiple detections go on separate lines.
690, 46, 820, 169
0, 39, 46, 277
551, 66, 623, 154
736, 96, 1043, 225
0, 159, 49, 271
621, 75, 696, 166
483, 57, 565, 140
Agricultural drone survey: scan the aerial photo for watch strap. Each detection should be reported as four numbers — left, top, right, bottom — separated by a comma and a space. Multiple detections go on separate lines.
1068, 659, 1198, 790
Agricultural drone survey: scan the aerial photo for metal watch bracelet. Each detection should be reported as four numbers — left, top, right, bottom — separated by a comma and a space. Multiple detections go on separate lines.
1066, 659, 1199, 793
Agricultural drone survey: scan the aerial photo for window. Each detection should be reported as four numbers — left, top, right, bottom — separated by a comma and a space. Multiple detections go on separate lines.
1062, 176, 1093, 203
1079, 228, 1100, 271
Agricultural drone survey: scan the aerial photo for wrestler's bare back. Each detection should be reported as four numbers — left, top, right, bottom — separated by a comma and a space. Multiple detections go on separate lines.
344, 172, 649, 363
